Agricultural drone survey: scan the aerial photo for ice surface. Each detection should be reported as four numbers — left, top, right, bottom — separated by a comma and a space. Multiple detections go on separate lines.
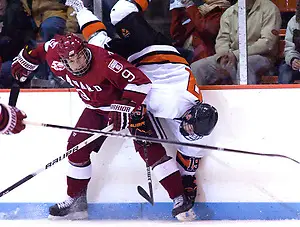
0, 220, 300, 227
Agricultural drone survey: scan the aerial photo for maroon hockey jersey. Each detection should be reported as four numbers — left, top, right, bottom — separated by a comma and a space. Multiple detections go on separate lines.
43, 39, 152, 113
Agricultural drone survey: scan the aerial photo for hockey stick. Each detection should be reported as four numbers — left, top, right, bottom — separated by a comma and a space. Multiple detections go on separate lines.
23, 120, 300, 165
0, 124, 113, 198
8, 83, 20, 106
137, 143, 154, 205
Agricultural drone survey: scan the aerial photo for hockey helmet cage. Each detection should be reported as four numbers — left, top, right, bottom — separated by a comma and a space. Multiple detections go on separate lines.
57, 33, 92, 77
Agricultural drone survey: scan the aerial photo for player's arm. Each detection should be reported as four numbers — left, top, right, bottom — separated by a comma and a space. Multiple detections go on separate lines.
11, 42, 48, 82
65, 0, 112, 48
11, 37, 63, 82
106, 54, 152, 131
0, 104, 27, 135
108, 54, 152, 108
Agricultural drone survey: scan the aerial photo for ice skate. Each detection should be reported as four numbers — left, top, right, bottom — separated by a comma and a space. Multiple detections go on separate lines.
182, 175, 197, 206
48, 194, 88, 220
172, 194, 196, 221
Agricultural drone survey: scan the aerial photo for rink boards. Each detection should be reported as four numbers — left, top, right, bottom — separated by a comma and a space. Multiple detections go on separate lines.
0, 85, 300, 220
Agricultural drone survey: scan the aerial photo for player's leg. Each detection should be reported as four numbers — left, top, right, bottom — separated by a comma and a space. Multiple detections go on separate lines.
159, 117, 202, 204
129, 106, 195, 220
160, 99, 218, 206
48, 108, 109, 220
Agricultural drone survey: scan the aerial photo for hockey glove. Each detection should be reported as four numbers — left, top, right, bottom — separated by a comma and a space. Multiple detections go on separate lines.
11, 45, 40, 82
108, 99, 136, 131
65, 0, 86, 14
180, 0, 195, 8
0, 104, 27, 135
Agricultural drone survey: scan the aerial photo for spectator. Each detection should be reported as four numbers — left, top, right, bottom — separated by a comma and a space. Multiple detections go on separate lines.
25, 0, 79, 85
190, 0, 281, 85
278, 1, 300, 84
0, 0, 36, 88
170, 0, 231, 63
28, 0, 78, 42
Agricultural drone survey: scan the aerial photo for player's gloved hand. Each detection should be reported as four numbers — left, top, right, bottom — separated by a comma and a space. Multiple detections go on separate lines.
108, 99, 136, 131
170, 0, 185, 10
11, 46, 40, 82
65, 0, 86, 14
180, 0, 195, 8
0, 104, 27, 135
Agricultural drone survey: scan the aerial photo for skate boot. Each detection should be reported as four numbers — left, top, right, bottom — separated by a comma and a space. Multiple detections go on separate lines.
172, 194, 196, 221
182, 175, 197, 206
48, 194, 88, 220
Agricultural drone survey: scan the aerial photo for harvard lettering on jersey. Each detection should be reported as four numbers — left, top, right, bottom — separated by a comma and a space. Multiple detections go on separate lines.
43, 39, 151, 113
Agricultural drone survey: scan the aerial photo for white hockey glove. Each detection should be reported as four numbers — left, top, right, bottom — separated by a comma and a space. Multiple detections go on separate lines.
65, 0, 86, 14
180, 0, 195, 8
170, 0, 185, 10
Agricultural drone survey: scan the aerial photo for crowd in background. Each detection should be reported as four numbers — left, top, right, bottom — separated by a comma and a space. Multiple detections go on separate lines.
0, 0, 297, 88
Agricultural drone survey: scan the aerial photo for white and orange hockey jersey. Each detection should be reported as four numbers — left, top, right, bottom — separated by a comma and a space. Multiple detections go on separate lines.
75, 0, 202, 119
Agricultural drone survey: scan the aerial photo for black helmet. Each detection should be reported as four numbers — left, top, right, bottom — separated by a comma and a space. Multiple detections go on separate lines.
179, 102, 218, 141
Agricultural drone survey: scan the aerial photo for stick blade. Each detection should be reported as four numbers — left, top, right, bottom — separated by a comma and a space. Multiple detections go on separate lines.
137, 186, 154, 205
8, 83, 20, 106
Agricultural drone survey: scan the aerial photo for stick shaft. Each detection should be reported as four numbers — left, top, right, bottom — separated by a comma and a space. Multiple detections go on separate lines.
0, 124, 113, 197
143, 143, 154, 204
23, 120, 300, 164
8, 83, 20, 107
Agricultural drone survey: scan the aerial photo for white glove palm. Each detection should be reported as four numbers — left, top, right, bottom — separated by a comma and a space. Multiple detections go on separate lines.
180, 0, 194, 8
65, 0, 86, 13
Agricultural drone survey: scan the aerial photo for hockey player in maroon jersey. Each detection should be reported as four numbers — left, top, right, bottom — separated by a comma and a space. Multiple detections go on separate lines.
10, 32, 209, 221
11, 33, 155, 220
0, 104, 26, 135
65, 0, 218, 221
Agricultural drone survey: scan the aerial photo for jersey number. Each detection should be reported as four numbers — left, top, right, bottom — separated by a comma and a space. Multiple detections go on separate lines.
186, 68, 202, 101
122, 69, 135, 82
77, 89, 91, 101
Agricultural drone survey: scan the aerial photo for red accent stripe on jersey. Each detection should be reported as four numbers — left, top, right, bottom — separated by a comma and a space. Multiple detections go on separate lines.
81, 21, 107, 41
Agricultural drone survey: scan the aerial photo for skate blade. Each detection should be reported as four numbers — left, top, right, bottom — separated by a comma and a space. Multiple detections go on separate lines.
175, 208, 196, 222
48, 211, 88, 220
